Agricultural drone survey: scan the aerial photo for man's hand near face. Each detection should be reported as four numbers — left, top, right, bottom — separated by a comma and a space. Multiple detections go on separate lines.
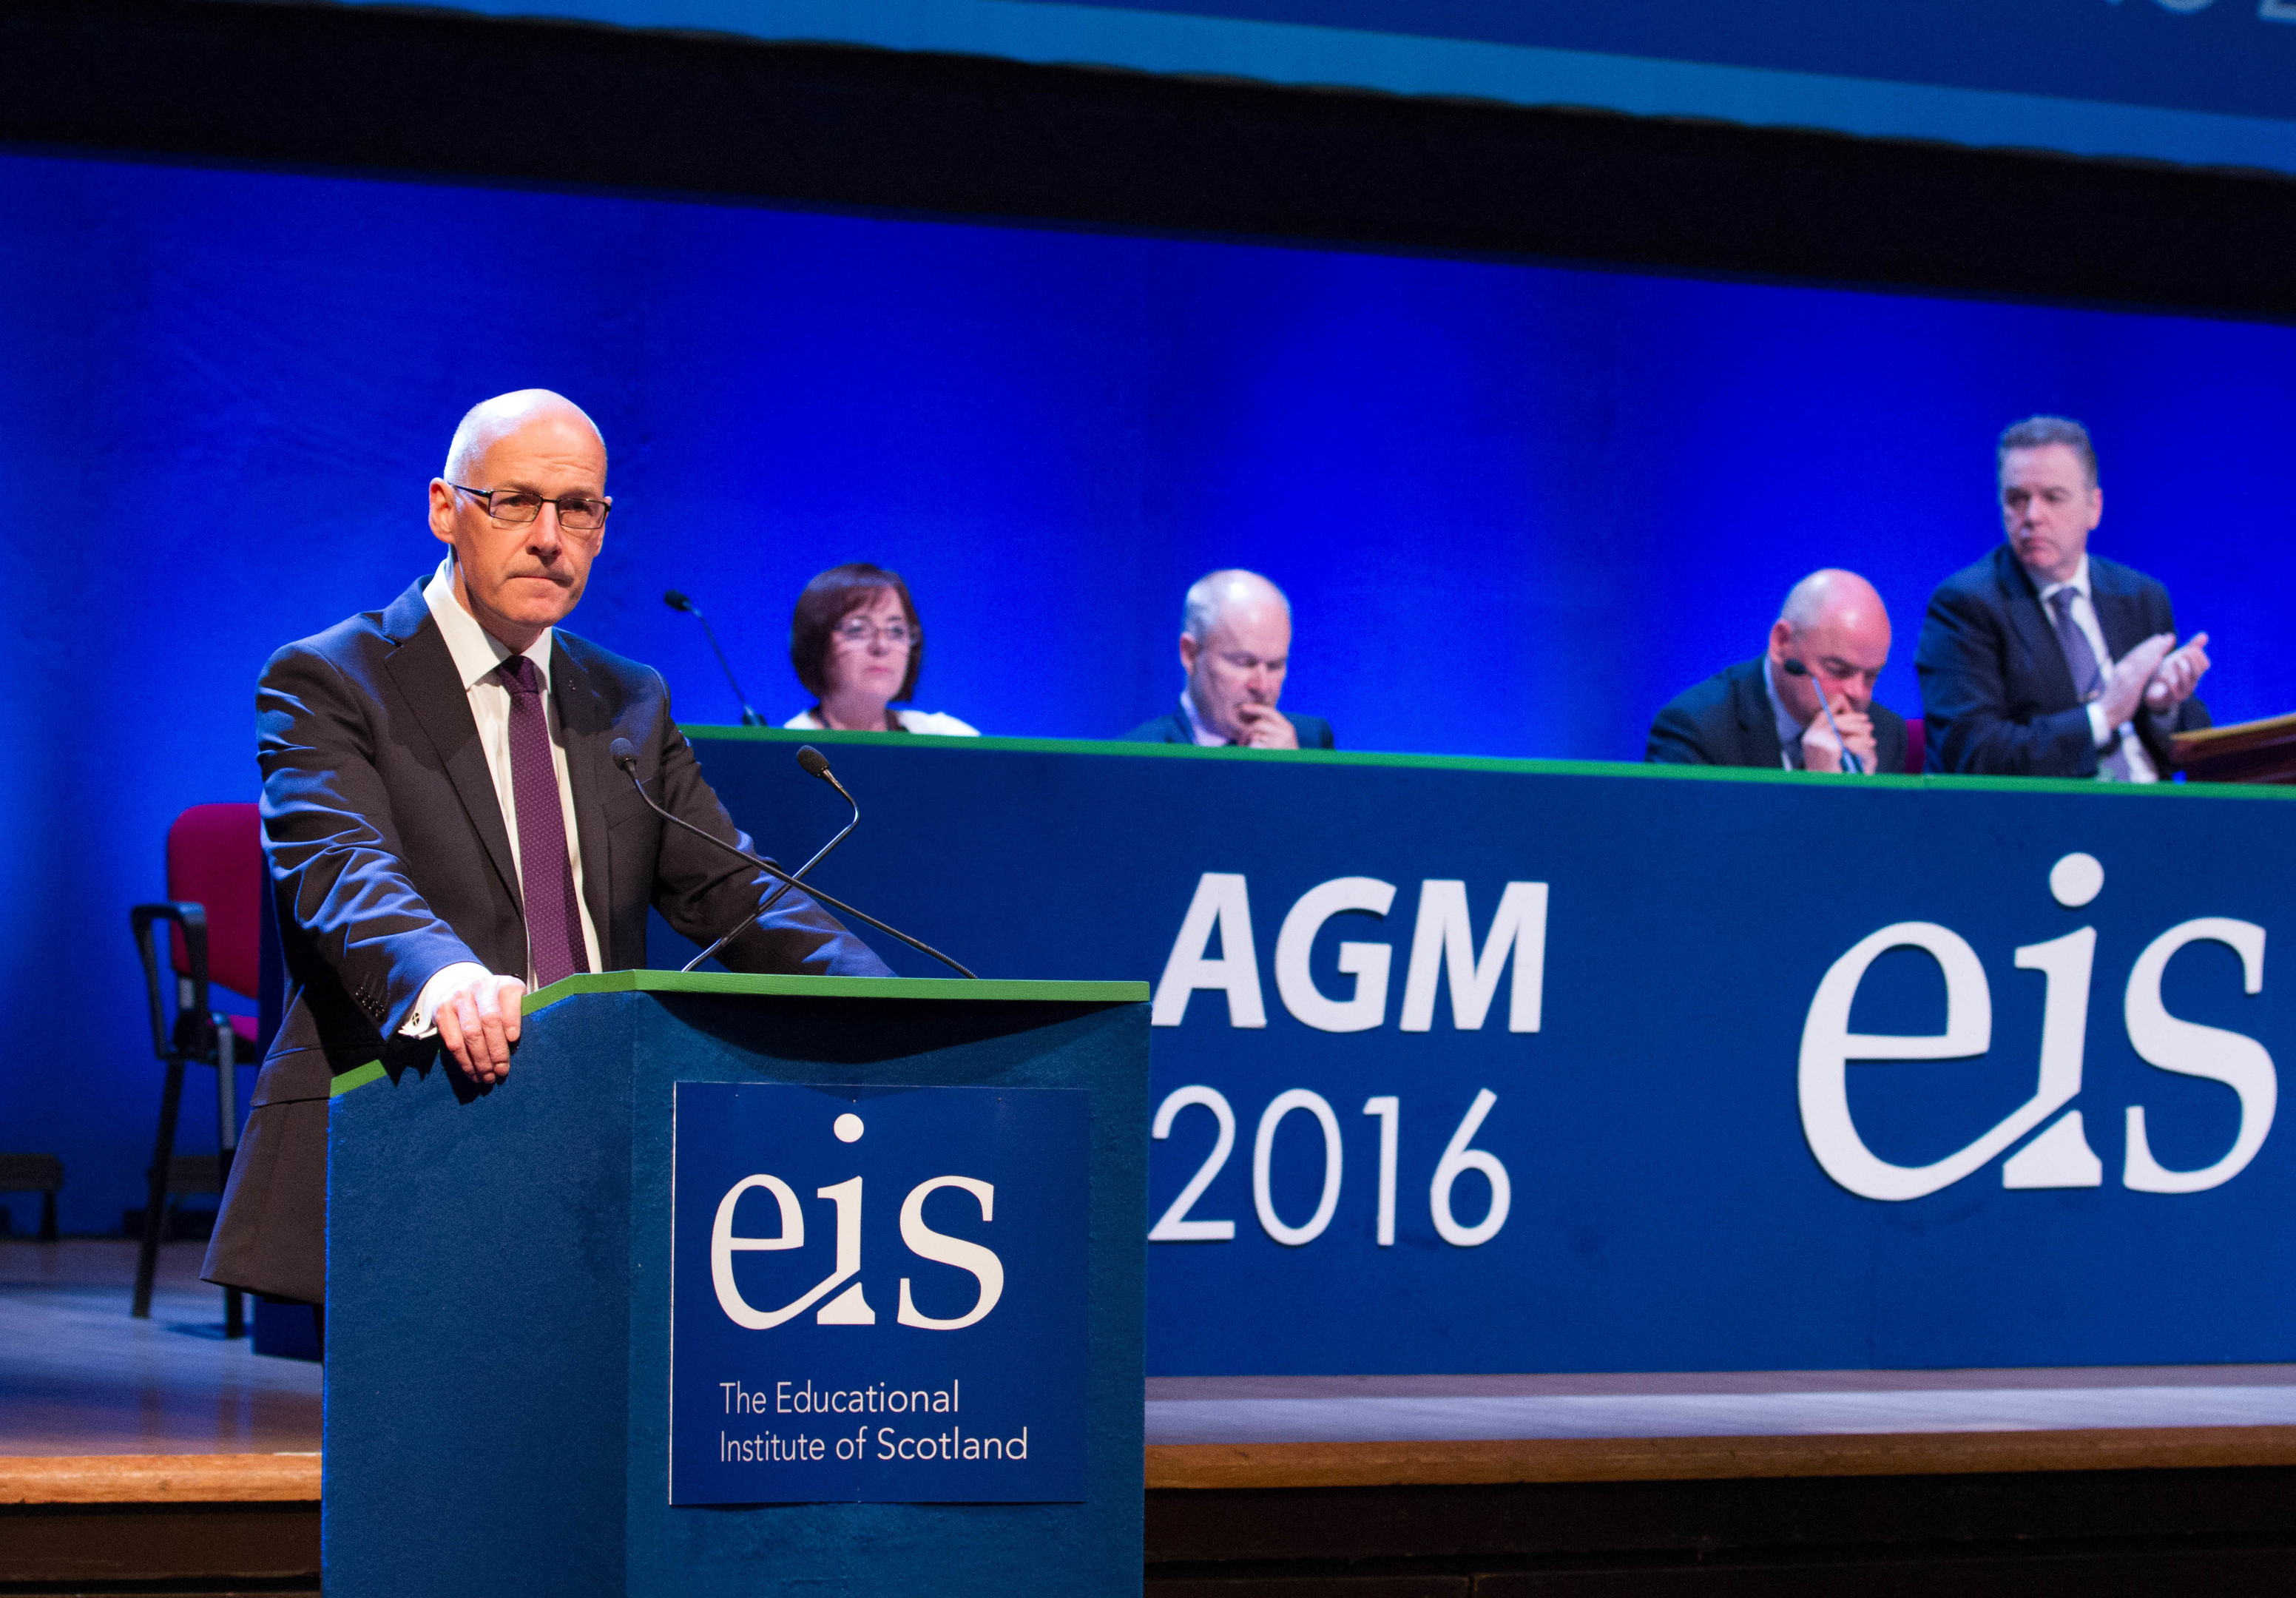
1232, 702, 1300, 749
1801, 700, 1877, 774
2144, 633, 2210, 713
432, 969, 527, 1085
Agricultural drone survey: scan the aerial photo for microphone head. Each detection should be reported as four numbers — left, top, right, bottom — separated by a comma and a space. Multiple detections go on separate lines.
794, 745, 834, 781
1780, 658, 1812, 678
662, 590, 692, 613
610, 737, 638, 772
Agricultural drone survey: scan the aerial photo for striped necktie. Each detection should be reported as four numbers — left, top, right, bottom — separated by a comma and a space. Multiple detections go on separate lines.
2047, 589, 2133, 781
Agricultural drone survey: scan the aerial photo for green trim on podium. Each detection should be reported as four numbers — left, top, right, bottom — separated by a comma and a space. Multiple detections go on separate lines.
521, 969, 1150, 1012
330, 1060, 387, 1098
325, 975, 1150, 1101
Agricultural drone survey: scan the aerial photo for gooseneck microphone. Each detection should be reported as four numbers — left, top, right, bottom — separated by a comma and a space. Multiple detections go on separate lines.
795, 743, 856, 810
611, 738, 976, 978
680, 746, 860, 972
662, 590, 763, 727
1780, 658, 1863, 775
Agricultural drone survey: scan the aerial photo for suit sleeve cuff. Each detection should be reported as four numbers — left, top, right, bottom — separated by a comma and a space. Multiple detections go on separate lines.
402, 962, 494, 1038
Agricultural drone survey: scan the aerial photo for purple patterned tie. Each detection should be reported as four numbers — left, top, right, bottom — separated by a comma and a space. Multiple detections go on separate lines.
2048, 590, 2133, 781
497, 655, 587, 987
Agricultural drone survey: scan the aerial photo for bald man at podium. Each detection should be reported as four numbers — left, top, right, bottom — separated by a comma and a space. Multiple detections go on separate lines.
204, 391, 885, 1310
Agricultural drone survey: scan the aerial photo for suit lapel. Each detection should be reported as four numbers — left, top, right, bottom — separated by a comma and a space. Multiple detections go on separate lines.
1733, 659, 1786, 769
1994, 547, 2081, 710
379, 579, 524, 915
551, 637, 615, 967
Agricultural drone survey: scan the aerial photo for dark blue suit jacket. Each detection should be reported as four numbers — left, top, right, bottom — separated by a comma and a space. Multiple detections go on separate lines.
1916, 545, 2208, 777
1646, 656, 1908, 773
1124, 705, 1335, 748
206, 577, 886, 1301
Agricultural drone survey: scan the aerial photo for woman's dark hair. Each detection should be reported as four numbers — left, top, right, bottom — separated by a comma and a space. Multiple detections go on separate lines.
790, 563, 923, 704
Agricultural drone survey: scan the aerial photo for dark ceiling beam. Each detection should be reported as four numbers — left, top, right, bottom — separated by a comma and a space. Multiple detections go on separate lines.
1, 0, 2292, 318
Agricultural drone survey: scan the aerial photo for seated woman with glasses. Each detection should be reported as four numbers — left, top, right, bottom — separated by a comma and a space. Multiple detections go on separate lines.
783, 562, 980, 736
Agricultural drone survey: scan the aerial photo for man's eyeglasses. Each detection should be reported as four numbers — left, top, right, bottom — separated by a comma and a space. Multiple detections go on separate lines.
449, 483, 610, 533
834, 618, 914, 648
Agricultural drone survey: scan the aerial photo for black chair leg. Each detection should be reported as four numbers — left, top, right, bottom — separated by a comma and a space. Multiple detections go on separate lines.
132, 1060, 185, 1319
213, 1024, 243, 1339
38, 1190, 57, 1241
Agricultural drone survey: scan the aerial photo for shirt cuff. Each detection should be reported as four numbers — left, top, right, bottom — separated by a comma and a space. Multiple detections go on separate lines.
401, 962, 495, 1039
2087, 702, 2115, 750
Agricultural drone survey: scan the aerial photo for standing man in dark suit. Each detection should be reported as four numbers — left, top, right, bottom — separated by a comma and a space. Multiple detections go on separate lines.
1647, 569, 1907, 773
204, 390, 888, 1307
1125, 569, 1335, 749
1917, 416, 2209, 778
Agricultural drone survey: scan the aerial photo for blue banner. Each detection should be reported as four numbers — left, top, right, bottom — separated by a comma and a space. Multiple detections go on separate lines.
670, 1082, 1088, 1502
666, 733, 2296, 1376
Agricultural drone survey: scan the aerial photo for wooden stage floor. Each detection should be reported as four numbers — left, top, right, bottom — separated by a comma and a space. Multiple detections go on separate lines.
1, 1241, 322, 1592
0, 1239, 320, 1457
11, 1239, 2296, 1591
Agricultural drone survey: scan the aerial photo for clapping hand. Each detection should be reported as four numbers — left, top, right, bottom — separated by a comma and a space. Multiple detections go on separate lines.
2144, 632, 2210, 713
2096, 633, 2177, 731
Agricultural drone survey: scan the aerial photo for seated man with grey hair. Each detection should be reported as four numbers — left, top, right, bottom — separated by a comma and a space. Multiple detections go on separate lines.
1647, 568, 1908, 772
1125, 569, 1334, 749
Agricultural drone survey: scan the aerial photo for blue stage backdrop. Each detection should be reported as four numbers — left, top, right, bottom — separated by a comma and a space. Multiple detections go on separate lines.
3, 146, 2295, 1234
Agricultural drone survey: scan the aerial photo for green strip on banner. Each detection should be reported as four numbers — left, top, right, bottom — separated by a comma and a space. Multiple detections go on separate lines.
681, 724, 2296, 802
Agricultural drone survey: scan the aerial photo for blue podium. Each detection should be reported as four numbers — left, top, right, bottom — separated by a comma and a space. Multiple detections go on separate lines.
325, 971, 1150, 1597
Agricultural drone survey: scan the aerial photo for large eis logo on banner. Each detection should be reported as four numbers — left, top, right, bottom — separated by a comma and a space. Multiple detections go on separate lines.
1802, 852, 2274, 1201
669, 1082, 1087, 1505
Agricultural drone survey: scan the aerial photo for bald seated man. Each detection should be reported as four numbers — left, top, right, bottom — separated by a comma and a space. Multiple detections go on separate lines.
1646, 569, 1908, 773
1125, 569, 1334, 749
204, 391, 888, 1309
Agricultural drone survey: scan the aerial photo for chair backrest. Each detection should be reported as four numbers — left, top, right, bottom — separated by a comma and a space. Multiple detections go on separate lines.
1904, 716, 1928, 775
166, 803, 263, 1001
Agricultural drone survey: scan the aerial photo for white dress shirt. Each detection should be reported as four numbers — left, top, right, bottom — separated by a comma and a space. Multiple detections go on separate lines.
2036, 556, 2158, 783
403, 559, 605, 1034
783, 708, 980, 736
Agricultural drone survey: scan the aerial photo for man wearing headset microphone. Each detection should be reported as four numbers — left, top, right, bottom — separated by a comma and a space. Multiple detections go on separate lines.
1645, 567, 1908, 775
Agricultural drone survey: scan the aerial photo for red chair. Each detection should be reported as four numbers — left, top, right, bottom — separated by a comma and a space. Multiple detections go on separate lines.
129, 803, 264, 1335
1905, 717, 1928, 775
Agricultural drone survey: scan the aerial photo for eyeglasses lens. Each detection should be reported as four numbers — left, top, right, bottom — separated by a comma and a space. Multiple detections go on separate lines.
482, 491, 605, 530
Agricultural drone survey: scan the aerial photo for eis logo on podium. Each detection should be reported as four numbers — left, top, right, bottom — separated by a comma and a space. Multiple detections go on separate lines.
669, 1082, 1087, 1505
